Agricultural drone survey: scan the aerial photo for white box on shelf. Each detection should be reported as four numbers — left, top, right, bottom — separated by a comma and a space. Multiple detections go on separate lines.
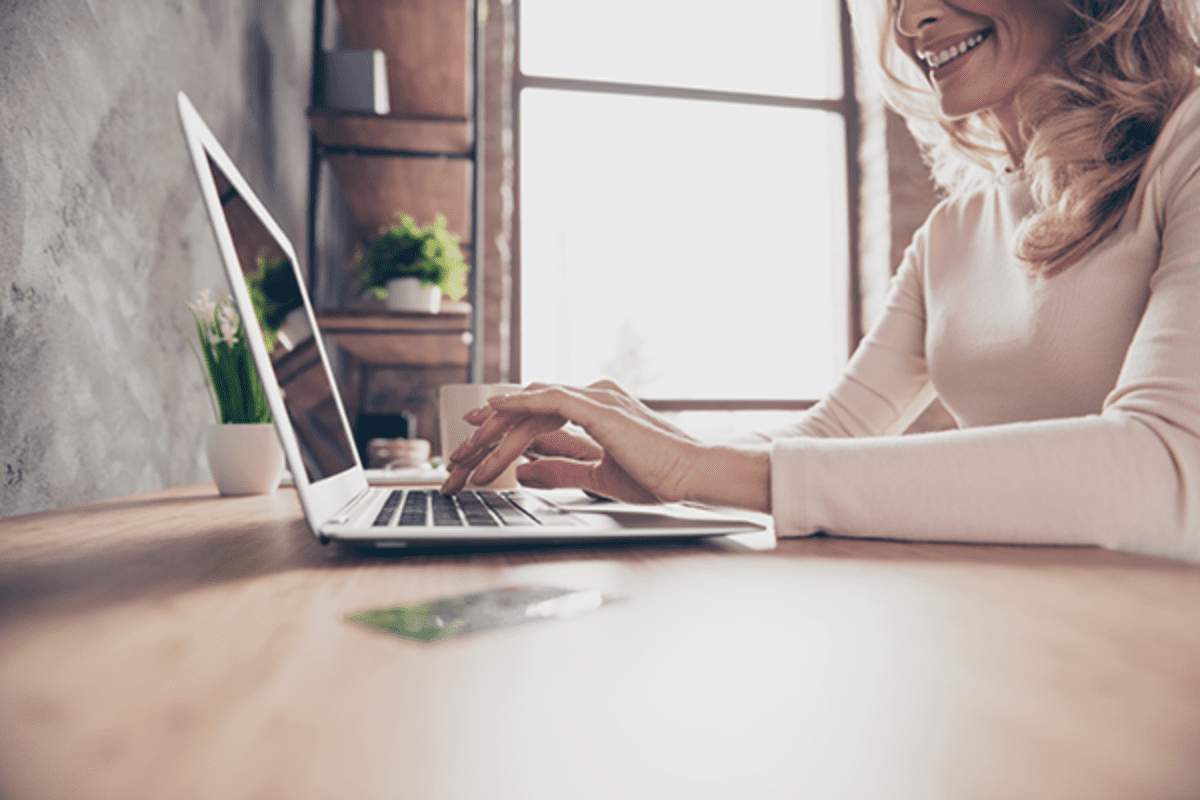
322, 49, 389, 115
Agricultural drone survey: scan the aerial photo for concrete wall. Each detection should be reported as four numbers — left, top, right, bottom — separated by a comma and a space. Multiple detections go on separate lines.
0, 0, 313, 518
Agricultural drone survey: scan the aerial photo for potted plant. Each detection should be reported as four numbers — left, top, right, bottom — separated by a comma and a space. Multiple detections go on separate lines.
185, 289, 284, 495
248, 253, 309, 350
357, 213, 469, 313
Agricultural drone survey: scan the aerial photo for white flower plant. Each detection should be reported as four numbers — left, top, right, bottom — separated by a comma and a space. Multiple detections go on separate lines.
185, 289, 272, 424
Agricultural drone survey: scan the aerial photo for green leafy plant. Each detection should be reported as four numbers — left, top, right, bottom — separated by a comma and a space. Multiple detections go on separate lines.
248, 253, 303, 346
357, 213, 468, 301
185, 290, 272, 424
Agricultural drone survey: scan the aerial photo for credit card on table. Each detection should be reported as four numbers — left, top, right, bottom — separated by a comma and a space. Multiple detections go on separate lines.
346, 585, 623, 643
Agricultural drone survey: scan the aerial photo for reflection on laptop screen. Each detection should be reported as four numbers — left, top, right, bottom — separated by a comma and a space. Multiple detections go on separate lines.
203, 155, 357, 483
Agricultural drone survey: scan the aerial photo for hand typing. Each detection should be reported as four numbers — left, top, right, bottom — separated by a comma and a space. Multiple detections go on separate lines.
439, 380, 773, 513
440, 380, 699, 503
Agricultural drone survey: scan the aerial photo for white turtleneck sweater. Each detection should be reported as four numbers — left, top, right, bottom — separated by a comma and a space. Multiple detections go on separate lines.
762, 83, 1200, 562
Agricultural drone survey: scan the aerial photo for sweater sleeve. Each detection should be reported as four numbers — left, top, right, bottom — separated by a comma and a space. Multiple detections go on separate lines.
771, 122, 1200, 563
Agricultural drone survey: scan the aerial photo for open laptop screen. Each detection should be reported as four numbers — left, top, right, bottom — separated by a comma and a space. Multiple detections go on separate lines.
202, 154, 357, 483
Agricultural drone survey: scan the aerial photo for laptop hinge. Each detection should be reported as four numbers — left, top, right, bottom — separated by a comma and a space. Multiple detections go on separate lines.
327, 486, 377, 526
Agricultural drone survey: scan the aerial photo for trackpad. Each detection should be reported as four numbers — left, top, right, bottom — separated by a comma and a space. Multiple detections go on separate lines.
571, 504, 764, 531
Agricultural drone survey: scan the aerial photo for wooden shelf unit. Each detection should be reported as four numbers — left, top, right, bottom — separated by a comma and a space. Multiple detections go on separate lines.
305, 0, 482, 339
304, 0, 484, 451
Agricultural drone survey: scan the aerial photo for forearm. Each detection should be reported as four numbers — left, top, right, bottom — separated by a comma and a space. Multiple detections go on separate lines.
682, 443, 772, 513
771, 412, 1200, 561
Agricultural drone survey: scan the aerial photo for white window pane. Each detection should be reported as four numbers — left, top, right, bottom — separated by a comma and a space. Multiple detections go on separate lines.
520, 90, 847, 399
520, 0, 843, 100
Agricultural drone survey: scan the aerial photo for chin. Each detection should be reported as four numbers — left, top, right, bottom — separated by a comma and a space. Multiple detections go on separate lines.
937, 89, 1005, 121
937, 97, 976, 119
942, 105, 980, 120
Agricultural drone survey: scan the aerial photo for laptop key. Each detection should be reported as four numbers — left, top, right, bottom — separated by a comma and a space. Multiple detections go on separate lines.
373, 490, 403, 526
455, 491, 500, 526
478, 490, 535, 526
396, 490, 429, 527
430, 491, 465, 526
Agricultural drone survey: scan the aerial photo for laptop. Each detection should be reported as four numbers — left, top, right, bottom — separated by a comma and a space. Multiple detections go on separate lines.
176, 91, 768, 547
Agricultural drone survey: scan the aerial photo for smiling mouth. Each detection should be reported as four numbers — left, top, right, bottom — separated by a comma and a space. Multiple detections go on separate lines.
922, 30, 991, 70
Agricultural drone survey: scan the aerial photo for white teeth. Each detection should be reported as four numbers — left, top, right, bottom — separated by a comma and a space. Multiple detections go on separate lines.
924, 32, 986, 69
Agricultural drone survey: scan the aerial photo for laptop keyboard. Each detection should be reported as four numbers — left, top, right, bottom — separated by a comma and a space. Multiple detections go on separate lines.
372, 489, 576, 528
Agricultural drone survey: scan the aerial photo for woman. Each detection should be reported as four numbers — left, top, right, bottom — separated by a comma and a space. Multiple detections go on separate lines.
444, 0, 1200, 562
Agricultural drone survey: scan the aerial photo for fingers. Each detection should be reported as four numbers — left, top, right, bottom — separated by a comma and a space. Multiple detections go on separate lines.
488, 384, 677, 454
440, 380, 684, 499
517, 458, 659, 505
448, 408, 527, 466
526, 429, 603, 462
463, 404, 492, 425
586, 378, 629, 396
440, 400, 568, 494
570, 381, 696, 441
449, 383, 559, 465
487, 385, 618, 436
470, 413, 567, 485
594, 385, 694, 440
516, 458, 597, 492
440, 406, 523, 495
439, 460, 474, 496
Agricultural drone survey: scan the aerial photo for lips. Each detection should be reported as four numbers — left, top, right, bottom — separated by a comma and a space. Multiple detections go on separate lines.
920, 29, 991, 70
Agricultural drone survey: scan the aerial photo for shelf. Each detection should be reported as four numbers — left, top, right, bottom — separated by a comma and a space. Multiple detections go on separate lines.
307, 0, 483, 386
307, 109, 472, 154
333, 0, 473, 119
315, 306, 471, 367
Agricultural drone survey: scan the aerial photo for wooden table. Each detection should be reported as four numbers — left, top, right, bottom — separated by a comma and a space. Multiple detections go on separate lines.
2, 484, 1199, 800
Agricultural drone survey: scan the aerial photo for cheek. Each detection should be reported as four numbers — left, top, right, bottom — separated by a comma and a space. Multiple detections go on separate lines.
1031, 24, 1066, 65
891, 31, 929, 79
1008, 5, 1072, 67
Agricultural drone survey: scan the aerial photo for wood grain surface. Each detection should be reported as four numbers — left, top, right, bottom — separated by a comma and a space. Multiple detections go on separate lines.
2, 484, 1199, 799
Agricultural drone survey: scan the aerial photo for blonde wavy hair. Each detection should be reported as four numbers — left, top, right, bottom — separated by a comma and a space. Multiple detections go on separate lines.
849, 0, 1200, 275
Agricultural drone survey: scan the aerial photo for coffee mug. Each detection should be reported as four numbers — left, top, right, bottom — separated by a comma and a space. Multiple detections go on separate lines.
439, 383, 523, 489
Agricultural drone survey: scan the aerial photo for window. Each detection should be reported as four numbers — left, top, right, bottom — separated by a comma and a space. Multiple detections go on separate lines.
514, 0, 859, 432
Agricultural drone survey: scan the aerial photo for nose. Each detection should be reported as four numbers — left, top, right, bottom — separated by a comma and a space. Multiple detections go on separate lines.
894, 0, 943, 38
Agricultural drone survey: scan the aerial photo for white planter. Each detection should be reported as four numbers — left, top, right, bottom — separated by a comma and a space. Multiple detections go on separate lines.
275, 306, 313, 351
385, 277, 441, 313
205, 423, 285, 496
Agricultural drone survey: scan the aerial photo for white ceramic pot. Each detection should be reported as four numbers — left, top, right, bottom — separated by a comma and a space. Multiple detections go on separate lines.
275, 306, 312, 351
205, 423, 285, 496
385, 277, 441, 313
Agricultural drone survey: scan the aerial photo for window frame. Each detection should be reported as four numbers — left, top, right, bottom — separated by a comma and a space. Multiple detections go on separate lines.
510, 0, 861, 412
